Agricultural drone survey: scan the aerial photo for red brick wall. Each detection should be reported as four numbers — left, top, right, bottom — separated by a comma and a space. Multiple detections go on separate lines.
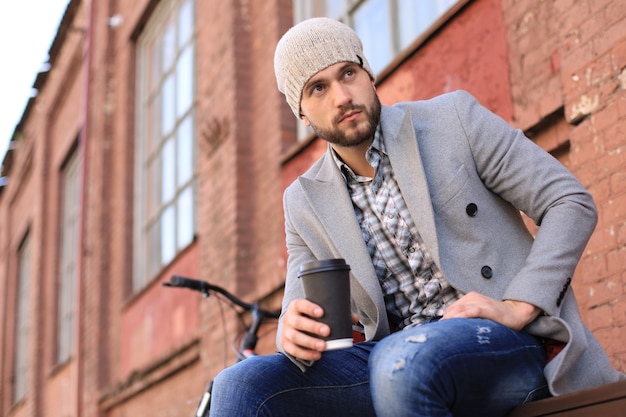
377, 0, 513, 119
0, 1, 624, 417
0, 1, 86, 415
503, 0, 626, 371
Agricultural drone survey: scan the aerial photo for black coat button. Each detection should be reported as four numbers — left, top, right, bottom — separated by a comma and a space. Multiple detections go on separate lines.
556, 277, 572, 307
481, 265, 493, 279
466, 203, 478, 217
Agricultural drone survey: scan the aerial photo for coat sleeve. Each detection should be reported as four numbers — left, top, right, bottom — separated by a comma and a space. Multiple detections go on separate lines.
451, 90, 598, 317
275, 183, 319, 371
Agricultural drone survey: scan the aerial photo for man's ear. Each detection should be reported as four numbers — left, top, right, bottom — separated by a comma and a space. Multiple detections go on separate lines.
300, 114, 311, 126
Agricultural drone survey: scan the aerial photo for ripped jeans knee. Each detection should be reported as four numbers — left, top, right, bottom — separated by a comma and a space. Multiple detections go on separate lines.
368, 318, 548, 417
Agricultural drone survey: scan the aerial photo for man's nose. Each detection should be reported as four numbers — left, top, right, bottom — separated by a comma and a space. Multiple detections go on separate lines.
330, 82, 352, 107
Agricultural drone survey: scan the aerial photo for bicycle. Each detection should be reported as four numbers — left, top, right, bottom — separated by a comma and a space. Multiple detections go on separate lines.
163, 275, 281, 417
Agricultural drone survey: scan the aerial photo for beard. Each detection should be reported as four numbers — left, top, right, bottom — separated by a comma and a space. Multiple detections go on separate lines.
308, 93, 381, 148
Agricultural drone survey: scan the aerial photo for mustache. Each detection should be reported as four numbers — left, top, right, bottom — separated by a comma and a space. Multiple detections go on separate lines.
334, 104, 367, 124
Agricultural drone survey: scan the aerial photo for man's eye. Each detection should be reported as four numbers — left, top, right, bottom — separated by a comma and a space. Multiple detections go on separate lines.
342, 69, 357, 81
311, 85, 324, 95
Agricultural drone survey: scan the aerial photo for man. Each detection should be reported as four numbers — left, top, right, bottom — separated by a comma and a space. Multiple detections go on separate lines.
209, 17, 624, 417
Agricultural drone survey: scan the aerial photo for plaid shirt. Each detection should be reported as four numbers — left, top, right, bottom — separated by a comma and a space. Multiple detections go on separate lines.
333, 128, 462, 330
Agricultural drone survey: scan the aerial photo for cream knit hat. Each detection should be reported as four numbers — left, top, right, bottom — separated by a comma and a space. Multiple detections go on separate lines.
274, 17, 375, 117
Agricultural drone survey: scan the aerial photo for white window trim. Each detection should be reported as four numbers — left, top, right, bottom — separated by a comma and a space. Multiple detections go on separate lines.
134, 0, 197, 291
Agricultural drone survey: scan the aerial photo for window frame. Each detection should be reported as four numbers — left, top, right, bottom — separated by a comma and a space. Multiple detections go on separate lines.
134, 0, 197, 291
56, 149, 80, 364
13, 234, 31, 404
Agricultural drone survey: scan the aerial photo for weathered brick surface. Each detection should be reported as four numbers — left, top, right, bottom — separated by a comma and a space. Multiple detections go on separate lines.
0, 1, 624, 416
503, 0, 626, 370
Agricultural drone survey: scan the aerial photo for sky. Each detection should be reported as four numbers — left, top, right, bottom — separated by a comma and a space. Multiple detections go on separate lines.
0, 0, 70, 164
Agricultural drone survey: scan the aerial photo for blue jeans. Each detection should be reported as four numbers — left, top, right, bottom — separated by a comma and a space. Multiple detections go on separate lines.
209, 318, 548, 416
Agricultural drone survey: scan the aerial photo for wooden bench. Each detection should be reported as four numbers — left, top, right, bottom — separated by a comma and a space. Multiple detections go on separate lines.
508, 379, 626, 416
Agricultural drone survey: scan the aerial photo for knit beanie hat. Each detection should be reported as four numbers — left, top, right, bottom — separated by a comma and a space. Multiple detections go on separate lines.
274, 17, 375, 117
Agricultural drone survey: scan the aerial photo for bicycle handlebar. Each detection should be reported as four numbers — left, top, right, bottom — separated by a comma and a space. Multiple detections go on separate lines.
164, 275, 281, 416
163, 275, 281, 319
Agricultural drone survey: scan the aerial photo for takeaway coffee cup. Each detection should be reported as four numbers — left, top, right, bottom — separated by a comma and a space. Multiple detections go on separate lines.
298, 258, 353, 350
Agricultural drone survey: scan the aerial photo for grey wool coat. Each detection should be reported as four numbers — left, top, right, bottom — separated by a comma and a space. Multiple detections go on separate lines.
278, 90, 625, 396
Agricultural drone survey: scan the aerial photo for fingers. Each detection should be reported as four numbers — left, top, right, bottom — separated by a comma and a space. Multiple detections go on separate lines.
442, 291, 505, 324
442, 292, 540, 331
442, 292, 487, 320
280, 299, 330, 361
352, 313, 359, 324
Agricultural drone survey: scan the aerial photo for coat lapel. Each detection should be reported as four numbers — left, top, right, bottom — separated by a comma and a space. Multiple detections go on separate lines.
381, 106, 441, 267
298, 148, 387, 324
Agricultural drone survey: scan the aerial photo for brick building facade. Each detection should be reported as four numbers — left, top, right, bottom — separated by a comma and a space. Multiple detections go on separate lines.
0, 0, 624, 416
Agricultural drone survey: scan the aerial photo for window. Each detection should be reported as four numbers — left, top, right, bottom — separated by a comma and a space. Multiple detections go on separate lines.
14, 236, 31, 403
294, 0, 460, 75
135, 0, 196, 290
57, 150, 80, 363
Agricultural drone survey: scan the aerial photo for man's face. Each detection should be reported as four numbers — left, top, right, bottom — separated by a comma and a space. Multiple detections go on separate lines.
299, 62, 381, 148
